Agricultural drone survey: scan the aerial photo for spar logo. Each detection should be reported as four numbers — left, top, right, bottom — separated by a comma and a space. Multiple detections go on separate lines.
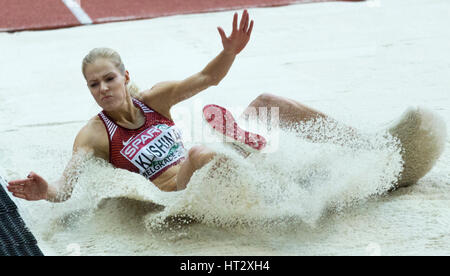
120, 124, 184, 176
120, 125, 165, 161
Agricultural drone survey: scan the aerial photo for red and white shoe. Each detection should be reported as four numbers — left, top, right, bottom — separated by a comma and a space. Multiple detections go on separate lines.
203, 104, 267, 154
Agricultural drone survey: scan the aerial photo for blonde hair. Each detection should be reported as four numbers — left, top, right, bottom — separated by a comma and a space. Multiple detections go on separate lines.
82, 47, 140, 98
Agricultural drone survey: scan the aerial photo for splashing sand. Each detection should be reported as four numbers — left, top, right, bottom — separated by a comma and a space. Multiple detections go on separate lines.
9, 117, 405, 255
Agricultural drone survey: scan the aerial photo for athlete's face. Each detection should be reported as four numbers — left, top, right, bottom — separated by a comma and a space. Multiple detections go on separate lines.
84, 58, 130, 111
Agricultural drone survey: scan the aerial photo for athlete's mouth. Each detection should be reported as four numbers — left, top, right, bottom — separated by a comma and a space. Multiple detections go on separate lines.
102, 95, 113, 101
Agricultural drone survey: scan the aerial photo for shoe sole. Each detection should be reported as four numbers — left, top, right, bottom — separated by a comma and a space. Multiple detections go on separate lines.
203, 104, 267, 152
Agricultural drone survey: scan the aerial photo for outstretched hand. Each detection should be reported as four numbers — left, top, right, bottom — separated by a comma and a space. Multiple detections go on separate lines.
7, 172, 49, 201
217, 9, 254, 55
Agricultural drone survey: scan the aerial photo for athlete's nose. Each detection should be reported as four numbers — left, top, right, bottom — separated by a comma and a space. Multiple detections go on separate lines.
100, 81, 109, 92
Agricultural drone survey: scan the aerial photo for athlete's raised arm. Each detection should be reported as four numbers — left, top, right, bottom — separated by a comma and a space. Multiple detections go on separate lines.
140, 9, 254, 119
7, 119, 107, 202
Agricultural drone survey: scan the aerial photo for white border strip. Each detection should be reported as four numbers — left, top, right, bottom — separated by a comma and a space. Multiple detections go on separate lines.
61, 0, 93, 25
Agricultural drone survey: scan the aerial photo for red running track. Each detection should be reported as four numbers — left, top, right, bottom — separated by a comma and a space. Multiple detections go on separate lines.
0, 0, 363, 32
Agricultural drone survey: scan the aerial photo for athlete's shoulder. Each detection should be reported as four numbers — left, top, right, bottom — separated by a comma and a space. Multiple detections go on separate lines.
73, 116, 108, 154
140, 82, 177, 119
83, 116, 107, 136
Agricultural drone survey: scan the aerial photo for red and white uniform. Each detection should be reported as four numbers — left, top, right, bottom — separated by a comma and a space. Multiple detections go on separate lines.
98, 98, 186, 181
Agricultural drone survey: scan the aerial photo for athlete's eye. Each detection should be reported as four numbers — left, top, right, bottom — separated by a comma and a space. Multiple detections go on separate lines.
90, 83, 98, 88
106, 77, 115, 82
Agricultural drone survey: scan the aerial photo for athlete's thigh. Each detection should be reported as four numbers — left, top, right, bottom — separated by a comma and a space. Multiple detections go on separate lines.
245, 93, 327, 126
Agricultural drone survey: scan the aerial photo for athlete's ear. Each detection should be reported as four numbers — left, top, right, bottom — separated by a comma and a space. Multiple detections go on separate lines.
124, 70, 130, 84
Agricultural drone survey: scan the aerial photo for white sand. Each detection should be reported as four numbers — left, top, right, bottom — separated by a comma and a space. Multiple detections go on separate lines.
0, 0, 449, 255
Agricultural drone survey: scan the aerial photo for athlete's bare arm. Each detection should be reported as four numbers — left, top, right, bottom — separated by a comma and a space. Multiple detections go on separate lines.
139, 10, 254, 119
7, 117, 108, 202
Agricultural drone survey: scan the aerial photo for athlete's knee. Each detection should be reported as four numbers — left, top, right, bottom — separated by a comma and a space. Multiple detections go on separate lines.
253, 93, 291, 108
253, 93, 277, 106
187, 146, 216, 170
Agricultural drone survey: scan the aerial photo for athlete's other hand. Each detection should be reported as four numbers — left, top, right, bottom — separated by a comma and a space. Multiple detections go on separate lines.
7, 172, 49, 201
217, 9, 254, 55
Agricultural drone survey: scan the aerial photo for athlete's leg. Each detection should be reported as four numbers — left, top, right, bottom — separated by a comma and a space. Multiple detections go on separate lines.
241, 93, 359, 141
242, 94, 447, 188
240, 93, 329, 128
176, 146, 216, 190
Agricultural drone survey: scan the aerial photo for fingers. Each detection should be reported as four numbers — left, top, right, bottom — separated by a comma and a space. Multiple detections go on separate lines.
243, 14, 249, 33
232, 12, 238, 33
7, 184, 25, 193
7, 185, 30, 201
5, 172, 45, 201
239, 10, 253, 35
239, 10, 248, 31
230, 10, 253, 34
217, 27, 227, 41
12, 193, 28, 200
247, 20, 254, 36
7, 171, 44, 190
8, 178, 33, 186
7, 171, 40, 186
